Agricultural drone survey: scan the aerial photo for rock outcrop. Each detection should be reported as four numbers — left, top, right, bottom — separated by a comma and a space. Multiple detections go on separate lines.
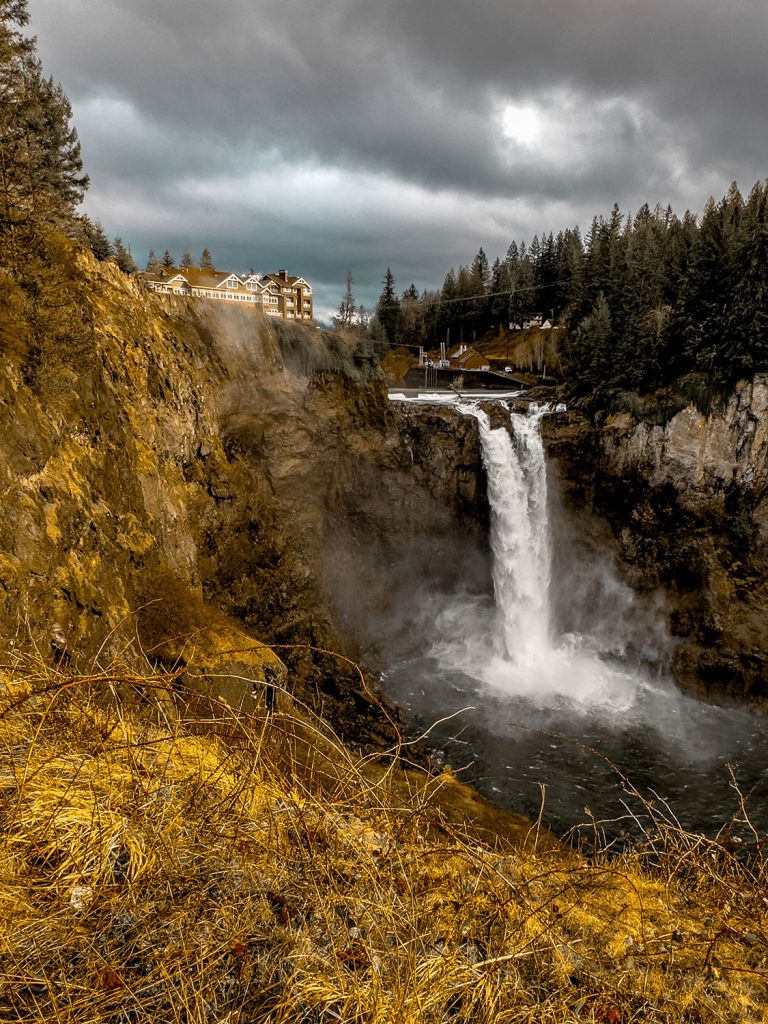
543, 379, 768, 709
0, 254, 487, 741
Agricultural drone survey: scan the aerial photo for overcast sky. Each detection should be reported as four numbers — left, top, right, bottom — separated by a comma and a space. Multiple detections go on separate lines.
28, 0, 768, 320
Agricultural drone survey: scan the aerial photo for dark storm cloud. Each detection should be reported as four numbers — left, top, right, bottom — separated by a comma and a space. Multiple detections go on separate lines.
27, 0, 768, 314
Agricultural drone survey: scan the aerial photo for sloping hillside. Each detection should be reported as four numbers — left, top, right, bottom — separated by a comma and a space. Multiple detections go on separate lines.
1, 663, 765, 1023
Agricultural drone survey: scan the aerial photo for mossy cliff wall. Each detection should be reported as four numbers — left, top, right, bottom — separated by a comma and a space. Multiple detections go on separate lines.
543, 379, 768, 710
0, 255, 485, 737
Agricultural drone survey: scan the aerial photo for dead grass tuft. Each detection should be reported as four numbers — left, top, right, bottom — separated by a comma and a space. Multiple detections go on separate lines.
0, 661, 765, 1022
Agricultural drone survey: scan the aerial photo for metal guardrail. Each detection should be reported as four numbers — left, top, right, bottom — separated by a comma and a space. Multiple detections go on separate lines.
405, 366, 530, 390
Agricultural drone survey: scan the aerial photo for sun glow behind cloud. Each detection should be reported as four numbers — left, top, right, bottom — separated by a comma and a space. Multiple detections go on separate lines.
501, 103, 542, 146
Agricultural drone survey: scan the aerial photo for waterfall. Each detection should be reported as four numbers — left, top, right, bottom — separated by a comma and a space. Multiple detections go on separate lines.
470, 405, 552, 664
385, 392, 768, 837
448, 402, 639, 710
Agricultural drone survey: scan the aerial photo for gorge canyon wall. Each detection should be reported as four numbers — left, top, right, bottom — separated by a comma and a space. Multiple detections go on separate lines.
3, 254, 766, 723
0, 256, 486, 742
543, 379, 768, 710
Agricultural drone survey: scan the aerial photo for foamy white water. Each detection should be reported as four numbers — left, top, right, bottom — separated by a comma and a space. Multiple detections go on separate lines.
432, 403, 642, 711
471, 406, 551, 661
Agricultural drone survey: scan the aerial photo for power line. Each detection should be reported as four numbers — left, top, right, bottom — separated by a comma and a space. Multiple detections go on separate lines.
425, 274, 616, 306
415, 285, 543, 306
437, 288, 517, 305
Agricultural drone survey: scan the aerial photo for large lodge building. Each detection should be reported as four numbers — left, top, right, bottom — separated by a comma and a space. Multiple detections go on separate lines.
144, 267, 313, 322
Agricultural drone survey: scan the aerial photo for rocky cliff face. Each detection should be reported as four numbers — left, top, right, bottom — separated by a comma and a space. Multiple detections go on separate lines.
0, 255, 487, 740
6, 253, 765, 720
543, 378, 768, 710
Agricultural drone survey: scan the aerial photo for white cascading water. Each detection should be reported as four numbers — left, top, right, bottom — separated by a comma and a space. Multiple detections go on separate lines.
438, 402, 640, 710
470, 405, 552, 664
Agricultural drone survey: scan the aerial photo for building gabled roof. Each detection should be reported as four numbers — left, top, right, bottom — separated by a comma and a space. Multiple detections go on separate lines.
262, 271, 302, 288
215, 273, 243, 290
455, 347, 487, 367
145, 267, 240, 290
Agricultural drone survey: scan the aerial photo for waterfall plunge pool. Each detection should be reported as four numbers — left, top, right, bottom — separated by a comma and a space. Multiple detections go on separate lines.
384, 393, 768, 841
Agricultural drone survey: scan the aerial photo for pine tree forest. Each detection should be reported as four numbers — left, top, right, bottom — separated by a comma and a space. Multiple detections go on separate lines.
373, 183, 768, 401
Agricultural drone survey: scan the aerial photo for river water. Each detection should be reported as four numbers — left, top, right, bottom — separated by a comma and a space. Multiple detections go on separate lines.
384, 393, 768, 840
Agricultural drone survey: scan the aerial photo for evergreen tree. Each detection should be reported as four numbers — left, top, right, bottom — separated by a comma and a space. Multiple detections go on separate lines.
146, 248, 162, 272
180, 246, 193, 269
509, 246, 535, 327
161, 248, 174, 269
673, 197, 732, 381
469, 247, 491, 334
376, 267, 400, 345
662, 210, 697, 305
536, 232, 558, 319
420, 289, 441, 347
565, 292, 613, 391
489, 257, 511, 327
729, 182, 768, 379
200, 247, 214, 269
556, 227, 584, 318
528, 234, 542, 312
455, 265, 474, 342
399, 284, 422, 346
439, 268, 458, 343
470, 247, 490, 291
337, 270, 356, 329
505, 240, 520, 272
79, 216, 112, 261
0, 0, 87, 258
112, 236, 137, 274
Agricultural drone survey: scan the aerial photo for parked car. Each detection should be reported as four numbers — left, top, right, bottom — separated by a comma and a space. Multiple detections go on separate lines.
504, 366, 513, 373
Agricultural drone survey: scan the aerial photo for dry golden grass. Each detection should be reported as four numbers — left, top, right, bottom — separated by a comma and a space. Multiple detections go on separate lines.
0, 659, 766, 1023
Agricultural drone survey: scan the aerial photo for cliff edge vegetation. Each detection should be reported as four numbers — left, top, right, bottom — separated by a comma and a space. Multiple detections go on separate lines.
1, 659, 766, 1024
